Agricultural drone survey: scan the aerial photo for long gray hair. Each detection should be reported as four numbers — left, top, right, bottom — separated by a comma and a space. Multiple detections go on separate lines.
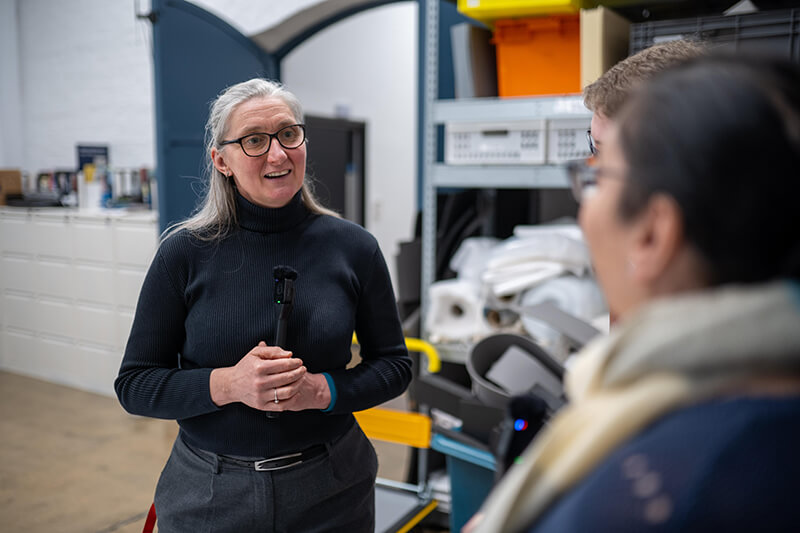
163, 78, 339, 241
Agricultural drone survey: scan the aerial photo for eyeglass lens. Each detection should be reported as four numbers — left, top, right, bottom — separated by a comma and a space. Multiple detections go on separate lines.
241, 125, 305, 157
567, 160, 597, 203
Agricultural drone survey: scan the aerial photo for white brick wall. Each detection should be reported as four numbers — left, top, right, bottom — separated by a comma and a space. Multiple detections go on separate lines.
0, 0, 23, 168
15, 0, 155, 172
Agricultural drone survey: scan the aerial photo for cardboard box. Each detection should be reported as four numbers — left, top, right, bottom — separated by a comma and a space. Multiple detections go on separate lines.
0, 169, 23, 205
580, 6, 631, 89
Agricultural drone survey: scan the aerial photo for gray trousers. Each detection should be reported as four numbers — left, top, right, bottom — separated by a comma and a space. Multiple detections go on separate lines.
154, 422, 377, 533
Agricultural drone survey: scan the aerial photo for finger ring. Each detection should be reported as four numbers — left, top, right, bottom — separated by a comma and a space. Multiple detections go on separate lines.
274, 388, 279, 404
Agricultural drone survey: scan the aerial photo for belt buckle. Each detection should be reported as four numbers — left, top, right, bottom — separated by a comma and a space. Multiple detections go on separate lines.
254, 452, 303, 472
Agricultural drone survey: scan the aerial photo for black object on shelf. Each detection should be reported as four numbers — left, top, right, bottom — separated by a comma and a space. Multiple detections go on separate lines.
606, 1, 780, 23
304, 115, 365, 226
630, 7, 800, 61
4, 193, 63, 207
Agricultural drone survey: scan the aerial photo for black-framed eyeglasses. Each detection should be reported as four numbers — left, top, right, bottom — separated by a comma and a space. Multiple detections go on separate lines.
586, 129, 597, 156
220, 124, 306, 157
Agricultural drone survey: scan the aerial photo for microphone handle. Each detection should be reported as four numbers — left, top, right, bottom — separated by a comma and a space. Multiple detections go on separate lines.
274, 319, 288, 348
268, 303, 293, 419
274, 303, 293, 348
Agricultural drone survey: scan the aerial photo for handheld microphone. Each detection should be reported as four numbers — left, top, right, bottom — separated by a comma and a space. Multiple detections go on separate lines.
494, 394, 549, 478
268, 266, 297, 419
273, 266, 297, 348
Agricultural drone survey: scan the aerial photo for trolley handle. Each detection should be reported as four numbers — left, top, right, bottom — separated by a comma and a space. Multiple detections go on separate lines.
352, 334, 441, 374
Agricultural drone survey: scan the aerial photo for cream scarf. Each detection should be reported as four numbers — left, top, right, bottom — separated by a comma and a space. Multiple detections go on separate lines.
472, 281, 800, 533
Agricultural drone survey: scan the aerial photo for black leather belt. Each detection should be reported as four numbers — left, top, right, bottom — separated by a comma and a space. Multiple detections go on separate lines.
217, 444, 327, 472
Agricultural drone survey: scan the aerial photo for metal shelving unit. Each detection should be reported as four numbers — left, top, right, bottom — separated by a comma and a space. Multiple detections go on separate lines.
419, 1, 591, 331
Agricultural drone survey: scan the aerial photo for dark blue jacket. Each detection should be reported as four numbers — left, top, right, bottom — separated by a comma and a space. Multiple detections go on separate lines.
528, 395, 800, 532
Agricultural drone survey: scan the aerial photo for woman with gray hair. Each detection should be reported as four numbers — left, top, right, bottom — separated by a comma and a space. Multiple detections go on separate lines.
116, 78, 412, 532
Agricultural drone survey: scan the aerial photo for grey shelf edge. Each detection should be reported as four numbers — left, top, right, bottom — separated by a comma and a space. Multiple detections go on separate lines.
432, 164, 569, 189
433, 95, 591, 123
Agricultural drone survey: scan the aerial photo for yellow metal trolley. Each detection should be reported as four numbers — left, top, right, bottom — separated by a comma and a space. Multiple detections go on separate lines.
353, 335, 441, 533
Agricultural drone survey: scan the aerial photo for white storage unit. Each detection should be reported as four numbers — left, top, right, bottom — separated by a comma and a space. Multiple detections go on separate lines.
0, 207, 158, 396
443, 116, 592, 166
546, 117, 593, 163
445, 119, 547, 165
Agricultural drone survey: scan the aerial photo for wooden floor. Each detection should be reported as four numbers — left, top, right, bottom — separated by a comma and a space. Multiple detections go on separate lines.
0, 371, 410, 533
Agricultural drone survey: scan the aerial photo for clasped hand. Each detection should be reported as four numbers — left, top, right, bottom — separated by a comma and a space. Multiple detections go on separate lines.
210, 341, 331, 411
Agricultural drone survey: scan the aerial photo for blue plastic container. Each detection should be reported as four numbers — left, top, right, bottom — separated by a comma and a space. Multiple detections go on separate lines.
431, 434, 497, 533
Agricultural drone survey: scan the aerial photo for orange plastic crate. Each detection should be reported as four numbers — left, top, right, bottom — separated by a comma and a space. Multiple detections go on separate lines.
492, 14, 581, 97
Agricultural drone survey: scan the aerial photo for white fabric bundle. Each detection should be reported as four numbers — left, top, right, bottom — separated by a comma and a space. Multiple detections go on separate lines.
482, 225, 592, 297
449, 236, 500, 282
431, 224, 605, 348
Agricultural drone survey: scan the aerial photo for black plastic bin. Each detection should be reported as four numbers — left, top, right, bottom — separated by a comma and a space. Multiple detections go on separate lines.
630, 8, 800, 61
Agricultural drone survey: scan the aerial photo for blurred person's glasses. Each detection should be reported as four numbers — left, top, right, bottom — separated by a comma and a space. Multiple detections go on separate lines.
568, 159, 595, 203
586, 129, 597, 156
220, 124, 306, 157
567, 159, 627, 203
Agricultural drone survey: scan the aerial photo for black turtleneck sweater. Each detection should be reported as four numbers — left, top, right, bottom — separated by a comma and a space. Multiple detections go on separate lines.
115, 191, 412, 456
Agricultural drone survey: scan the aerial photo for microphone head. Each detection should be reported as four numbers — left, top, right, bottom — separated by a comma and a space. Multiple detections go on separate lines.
273, 265, 297, 305
273, 265, 298, 281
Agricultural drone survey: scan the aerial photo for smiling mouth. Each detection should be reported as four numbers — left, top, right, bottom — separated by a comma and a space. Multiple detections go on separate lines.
264, 170, 290, 179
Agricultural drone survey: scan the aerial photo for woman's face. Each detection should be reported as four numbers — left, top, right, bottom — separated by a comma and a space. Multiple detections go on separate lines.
578, 125, 642, 319
212, 96, 306, 208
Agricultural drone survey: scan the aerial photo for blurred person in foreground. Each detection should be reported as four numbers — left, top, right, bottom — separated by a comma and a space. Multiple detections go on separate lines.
115, 78, 411, 532
466, 53, 800, 532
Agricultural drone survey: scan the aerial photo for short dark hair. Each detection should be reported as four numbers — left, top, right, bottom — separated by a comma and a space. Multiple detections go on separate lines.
583, 39, 706, 118
616, 53, 800, 285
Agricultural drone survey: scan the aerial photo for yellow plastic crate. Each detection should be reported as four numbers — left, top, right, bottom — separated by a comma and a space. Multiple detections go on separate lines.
457, 0, 592, 23
354, 407, 432, 449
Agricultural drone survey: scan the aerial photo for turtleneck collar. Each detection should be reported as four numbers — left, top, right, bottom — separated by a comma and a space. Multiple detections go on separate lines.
235, 190, 310, 233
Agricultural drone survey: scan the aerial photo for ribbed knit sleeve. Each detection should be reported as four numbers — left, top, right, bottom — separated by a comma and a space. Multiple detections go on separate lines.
324, 245, 413, 414
115, 238, 221, 420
